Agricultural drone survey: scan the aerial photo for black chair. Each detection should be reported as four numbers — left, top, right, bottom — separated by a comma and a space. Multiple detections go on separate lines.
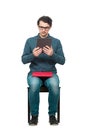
27, 85, 60, 124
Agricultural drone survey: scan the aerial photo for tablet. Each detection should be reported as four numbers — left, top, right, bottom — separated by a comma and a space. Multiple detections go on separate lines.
37, 38, 52, 48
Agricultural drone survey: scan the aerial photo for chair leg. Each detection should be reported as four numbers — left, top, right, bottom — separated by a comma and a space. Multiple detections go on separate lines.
27, 88, 30, 123
57, 97, 60, 123
57, 88, 60, 123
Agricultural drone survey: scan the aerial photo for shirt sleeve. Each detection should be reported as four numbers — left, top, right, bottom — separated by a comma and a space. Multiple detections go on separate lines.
21, 39, 35, 64
50, 40, 65, 65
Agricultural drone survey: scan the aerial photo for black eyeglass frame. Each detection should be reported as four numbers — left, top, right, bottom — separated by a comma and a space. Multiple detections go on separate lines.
38, 26, 50, 30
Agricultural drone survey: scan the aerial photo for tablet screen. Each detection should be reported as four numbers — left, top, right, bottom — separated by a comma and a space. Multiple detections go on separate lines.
37, 38, 52, 48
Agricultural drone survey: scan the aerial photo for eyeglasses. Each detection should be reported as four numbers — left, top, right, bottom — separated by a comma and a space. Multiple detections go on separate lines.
38, 26, 50, 30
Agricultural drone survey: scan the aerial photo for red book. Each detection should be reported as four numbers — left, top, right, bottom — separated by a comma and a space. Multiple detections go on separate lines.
32, 72, 53, 77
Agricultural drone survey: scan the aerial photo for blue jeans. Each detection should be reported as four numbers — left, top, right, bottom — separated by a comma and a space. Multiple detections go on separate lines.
27, 73, 60, 116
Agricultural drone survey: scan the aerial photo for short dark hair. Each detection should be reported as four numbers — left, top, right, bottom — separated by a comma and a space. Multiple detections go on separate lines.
37, 16, 52, 27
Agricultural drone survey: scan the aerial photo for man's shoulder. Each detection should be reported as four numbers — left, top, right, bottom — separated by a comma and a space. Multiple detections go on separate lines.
50, 35, 61, 42
27, 35, 38, 41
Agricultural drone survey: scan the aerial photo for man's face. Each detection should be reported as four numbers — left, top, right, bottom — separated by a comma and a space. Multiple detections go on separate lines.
38, 21, 51, 38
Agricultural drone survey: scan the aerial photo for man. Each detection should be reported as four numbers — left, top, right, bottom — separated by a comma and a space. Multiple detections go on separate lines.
21, 16, 65, 125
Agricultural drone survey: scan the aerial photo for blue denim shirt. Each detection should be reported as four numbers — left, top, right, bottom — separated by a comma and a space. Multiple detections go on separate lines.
22, 34, 65, 73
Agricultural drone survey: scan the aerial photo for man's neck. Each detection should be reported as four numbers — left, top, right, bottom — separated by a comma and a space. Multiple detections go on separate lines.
39, 34, 48, 38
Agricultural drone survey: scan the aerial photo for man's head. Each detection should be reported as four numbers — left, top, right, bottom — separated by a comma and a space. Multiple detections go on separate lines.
37, 16, 52, 38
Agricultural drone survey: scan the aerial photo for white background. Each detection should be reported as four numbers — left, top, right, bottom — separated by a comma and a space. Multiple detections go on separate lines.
0, 0, 87, 129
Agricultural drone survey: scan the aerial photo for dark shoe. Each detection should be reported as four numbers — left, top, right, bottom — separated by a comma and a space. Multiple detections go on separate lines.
29, 115, 38, 125
49, 115, 58, 125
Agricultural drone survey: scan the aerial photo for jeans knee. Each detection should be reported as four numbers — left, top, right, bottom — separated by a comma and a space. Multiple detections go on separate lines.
51, 84, 59, 96
45, 75, 59, 96
27, 75, 42, 92
30, 82, 41, 93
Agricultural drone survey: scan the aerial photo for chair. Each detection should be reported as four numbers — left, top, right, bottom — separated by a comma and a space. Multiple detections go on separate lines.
27, 85, 60, 124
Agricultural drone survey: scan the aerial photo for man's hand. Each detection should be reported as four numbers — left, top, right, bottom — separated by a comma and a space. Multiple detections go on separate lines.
33, 47, 42, 57
43, 46, 53, 56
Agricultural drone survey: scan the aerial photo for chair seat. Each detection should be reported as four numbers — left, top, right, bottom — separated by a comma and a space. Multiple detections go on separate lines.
40, 85, 48, 92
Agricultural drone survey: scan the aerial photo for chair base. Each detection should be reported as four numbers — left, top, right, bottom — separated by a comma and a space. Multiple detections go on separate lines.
27, 86, 60, 124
